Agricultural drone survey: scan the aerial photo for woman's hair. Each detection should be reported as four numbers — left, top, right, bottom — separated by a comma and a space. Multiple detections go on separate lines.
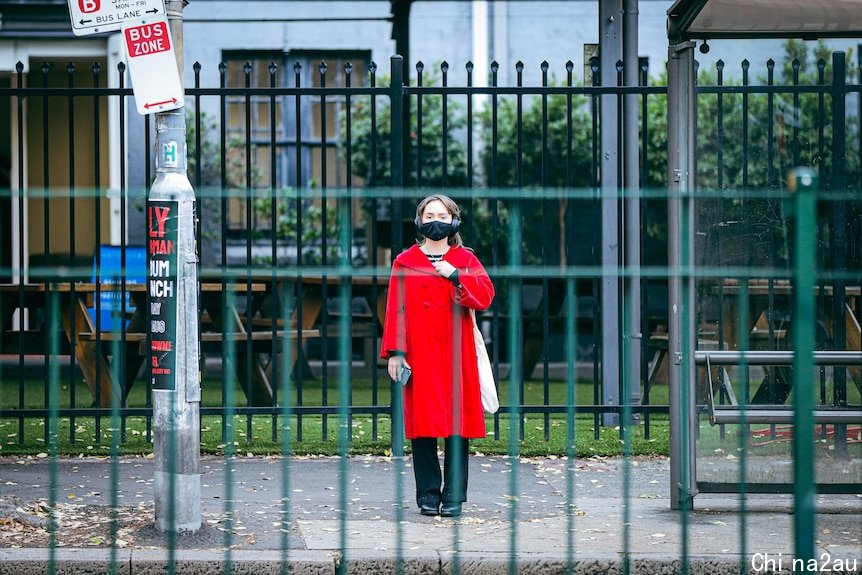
415, 194, 463, 247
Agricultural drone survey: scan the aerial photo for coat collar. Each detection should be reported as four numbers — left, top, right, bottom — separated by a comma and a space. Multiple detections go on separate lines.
396, 244, 471, 271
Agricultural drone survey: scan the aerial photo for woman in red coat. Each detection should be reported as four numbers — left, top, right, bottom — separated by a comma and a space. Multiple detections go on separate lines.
381, 194, 495, 518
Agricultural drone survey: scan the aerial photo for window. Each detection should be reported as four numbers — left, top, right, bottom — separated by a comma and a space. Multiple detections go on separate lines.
222, 50, 370, 239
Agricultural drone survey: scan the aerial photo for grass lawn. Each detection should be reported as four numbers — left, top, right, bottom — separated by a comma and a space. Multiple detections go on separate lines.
0, 375, 670, 458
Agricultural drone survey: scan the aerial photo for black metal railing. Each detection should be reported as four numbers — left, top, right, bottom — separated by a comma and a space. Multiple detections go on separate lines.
1, 51, 860, 452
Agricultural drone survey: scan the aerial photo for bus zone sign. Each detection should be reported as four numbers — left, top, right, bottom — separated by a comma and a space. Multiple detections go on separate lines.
67, 0, 165, 36
122, 17, 185, 115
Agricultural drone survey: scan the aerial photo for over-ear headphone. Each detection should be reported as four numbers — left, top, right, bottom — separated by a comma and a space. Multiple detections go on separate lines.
415, 215, 461, 235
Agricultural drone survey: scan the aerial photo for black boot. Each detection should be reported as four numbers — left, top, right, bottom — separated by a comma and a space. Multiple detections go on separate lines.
440, 502, 462, 517
420, 501, 440, 516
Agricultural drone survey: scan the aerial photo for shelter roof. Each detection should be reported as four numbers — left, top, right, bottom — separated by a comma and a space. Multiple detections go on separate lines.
668, 0, 862, 42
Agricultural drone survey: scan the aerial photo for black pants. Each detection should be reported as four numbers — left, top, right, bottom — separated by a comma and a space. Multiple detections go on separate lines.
411, 436, 469, 507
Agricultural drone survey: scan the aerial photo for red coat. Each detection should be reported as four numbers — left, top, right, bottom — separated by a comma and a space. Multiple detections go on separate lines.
381, 245, 495, 439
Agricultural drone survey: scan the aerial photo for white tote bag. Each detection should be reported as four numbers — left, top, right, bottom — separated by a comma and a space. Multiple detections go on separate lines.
470, 310, 499, 413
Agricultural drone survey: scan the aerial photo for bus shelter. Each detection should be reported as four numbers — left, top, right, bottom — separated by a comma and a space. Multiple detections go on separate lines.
666, 0, 862, 512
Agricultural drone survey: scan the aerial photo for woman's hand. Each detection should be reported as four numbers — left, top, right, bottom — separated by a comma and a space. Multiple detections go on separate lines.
432, 260, 457, 279
388, 355, 411, 381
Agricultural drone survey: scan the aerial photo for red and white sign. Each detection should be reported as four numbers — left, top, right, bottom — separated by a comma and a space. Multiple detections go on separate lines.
125, 19, 170, 57
67, 0, 165, 36
122, 17, 184, 116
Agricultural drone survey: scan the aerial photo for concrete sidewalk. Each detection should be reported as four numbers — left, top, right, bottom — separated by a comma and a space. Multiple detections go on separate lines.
0, 455, 859, 574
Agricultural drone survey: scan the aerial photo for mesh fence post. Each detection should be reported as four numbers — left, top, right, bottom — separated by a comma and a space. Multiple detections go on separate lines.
789, 166, 818, 567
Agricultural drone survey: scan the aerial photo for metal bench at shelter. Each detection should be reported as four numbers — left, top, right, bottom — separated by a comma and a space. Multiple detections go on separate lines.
694, 350, 862, 426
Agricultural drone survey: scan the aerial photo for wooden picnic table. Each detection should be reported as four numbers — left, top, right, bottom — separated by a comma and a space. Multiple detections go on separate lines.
0, 281, 280, 408
706, 278, 861, 403
248, 274, 389, 380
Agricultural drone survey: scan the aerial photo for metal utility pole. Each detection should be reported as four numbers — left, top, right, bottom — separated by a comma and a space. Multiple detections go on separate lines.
150, 0, 201, 533
599, 0, 622, 427
622, 0, 642, 421
391, 0, 413, 236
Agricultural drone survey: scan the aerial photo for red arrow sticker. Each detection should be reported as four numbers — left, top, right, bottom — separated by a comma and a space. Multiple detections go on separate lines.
144, 98, 179, 110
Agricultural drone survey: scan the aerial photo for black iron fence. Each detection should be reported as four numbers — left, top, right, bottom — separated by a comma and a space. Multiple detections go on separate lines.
0, 50, 860, 452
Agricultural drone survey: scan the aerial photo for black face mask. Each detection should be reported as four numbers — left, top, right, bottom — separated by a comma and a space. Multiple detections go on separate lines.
419, 220, 455, 241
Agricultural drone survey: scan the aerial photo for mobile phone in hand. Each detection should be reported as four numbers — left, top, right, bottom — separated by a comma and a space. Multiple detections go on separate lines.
398, 366, 412, 386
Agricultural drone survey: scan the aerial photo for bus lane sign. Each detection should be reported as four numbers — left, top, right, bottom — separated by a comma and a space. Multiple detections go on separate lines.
67, 0, 165, 36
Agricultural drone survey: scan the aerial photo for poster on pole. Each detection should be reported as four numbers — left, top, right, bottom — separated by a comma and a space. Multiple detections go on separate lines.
122, 16, 184, 115
148, 200, 179, 391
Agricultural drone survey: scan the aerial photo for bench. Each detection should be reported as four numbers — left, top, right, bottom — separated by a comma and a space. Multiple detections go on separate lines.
487, 280, 595, 379
77, 328, 321, 352
647, 306, 791, 395
646, 333, 731, 403
245, 315, 376, 338
694, 350, 862, 426
77, 325, 321, 405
